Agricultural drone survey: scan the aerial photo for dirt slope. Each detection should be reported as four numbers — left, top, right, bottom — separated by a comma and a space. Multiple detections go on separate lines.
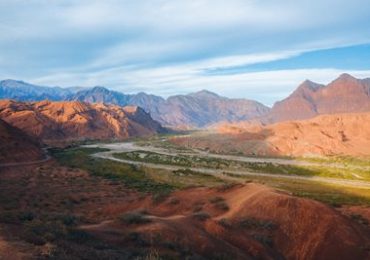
0, 119, 42, 163
83, 183, 370, 260
0, 100, 165, 145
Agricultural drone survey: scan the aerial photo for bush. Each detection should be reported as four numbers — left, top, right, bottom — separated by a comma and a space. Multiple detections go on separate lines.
208, 196, 229, 211
192, 212, 211, 221
119, 211, 152, 225
214, 201, 229, 211
209, 196, 224, 203
21, 219, 68, 245
168, 197, 180, 205
0, 211, 18, 224
350, 214, 369, 225
0, 211, 35, 224
238, 218, 276, 230
252, 234, 273, 247
218, 218, 232, 229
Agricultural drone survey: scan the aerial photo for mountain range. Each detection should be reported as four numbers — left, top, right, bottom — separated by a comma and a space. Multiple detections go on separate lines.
1, 73, 370, 128
0, 80, 270, 128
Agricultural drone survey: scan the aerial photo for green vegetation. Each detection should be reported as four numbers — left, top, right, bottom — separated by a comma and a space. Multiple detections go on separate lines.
114, 150, 230, 169
50, 147, 175, 197
51, 147, 227, 197
298, 155, 370, 167
51, 145, 370, 207
233, 174, 370, 206
114, 150, 370, 181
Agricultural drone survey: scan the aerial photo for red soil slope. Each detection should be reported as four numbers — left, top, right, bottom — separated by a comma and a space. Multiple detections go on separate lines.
0, 119, 42, 163
84, 183, 370, 259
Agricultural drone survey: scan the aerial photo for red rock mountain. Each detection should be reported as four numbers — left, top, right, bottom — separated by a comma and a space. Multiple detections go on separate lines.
269, 74, 370, 122
173, 112, 370, 157
0, 118, 43, 163
0, 100, 165, 145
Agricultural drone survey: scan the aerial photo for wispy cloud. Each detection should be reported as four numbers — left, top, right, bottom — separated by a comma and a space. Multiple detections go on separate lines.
1, 0, 370, 104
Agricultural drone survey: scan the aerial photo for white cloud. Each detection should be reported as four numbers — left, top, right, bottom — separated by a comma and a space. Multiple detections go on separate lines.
1, 0, 370, 104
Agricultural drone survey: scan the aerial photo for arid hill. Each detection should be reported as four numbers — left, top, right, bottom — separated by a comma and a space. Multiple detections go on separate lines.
1, 160, 368, 259
0, 100, 165, 145
0, 119, 43, 163
82, 183, 370, 259
269, 74, 370, 122
172, 112, 370, 157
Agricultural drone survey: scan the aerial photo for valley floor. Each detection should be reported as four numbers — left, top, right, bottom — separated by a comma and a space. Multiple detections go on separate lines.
0, 136, 370, 259
86, 141, 370, 190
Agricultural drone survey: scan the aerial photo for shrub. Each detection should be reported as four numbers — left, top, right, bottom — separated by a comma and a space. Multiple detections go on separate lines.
218, 218, 232, 229
0, 211, 35, 224
119, 211, 152, 225
216, 183, 238, 192
168, 197, 180, 205
193, 205, 203, 212
238, 218, 276, 230
350, 214, 369, 226
21, 219, 68, 245
192, 212, 211, 221
214, 201, 230, 211
209, 196, 224, 203
0, 211, 20, 224
252, 234, 273, 247
152, 191, 171, 204
18, 211, 35, 222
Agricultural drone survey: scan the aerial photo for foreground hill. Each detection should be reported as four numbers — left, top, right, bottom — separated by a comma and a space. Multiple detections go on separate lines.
269, 74, 370, 122
1, 158, 369, 259
172, 112, 370, 157
0, 119, 43, 163
0, 100, 164, 145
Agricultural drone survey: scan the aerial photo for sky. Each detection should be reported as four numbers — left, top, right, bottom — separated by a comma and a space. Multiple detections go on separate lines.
1, 0, 370, 105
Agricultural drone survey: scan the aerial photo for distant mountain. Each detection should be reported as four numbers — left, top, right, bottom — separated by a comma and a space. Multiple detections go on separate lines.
0, 79, 80, 101
69, 86, 132, 105
0, 118, 43, 163
0, 100, 165, 145
149, 90, 270, 128
269, 74, 370, 122
68, 88, 270, 128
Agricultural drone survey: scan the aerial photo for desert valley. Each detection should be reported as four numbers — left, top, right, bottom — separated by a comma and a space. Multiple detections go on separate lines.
1, 1, 370, 259
0, 74, 370, 259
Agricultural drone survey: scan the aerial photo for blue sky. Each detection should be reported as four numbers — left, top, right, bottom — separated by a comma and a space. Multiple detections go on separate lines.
1, 0, 370, 105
